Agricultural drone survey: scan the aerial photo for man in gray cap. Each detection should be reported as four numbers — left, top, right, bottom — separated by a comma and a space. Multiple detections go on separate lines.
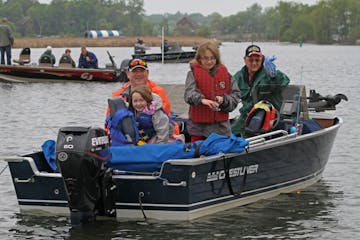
0, 17, 14, 65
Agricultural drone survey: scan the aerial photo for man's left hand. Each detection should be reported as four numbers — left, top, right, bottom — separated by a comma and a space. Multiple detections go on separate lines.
264, 55, 277, 78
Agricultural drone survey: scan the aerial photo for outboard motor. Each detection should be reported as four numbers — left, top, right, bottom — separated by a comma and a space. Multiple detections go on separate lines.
56, 126, 116, 227
106, 50, 117, 69
308, 89, 348, 112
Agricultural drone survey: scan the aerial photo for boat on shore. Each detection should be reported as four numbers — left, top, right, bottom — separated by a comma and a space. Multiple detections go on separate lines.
1, 85, 347, 226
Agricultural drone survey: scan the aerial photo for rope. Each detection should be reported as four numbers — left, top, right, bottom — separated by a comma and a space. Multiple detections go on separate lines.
237, 149, 249, 196
223, 156, 235, 196
138, 192, 147, 220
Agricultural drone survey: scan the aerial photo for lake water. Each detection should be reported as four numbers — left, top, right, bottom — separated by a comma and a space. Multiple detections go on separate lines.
0, 42, 359, 239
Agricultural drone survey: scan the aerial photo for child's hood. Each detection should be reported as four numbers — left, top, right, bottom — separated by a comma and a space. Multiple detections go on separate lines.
151, 93, 164, 111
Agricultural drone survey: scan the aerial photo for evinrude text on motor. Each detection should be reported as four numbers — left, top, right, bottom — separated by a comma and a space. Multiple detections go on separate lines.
55, 126, 116, 227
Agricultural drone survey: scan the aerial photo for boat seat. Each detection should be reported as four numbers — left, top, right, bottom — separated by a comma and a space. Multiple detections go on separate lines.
249, 84, 308, 120
59, 55, 74, 68
13, 47, 31, 65
119, 59, 131, 82
39, 55, 54, 67
280, 85, 309, 120
38, 63, 53, 67
275, 85, 310, 133
58, 62, 73, 68
248, 84, 309, 135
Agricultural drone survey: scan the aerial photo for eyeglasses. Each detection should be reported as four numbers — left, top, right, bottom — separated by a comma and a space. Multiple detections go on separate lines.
201, 56, 216, 62
129, 59, 147, 67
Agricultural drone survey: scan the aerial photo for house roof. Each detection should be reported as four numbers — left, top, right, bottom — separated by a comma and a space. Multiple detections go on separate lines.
176, 17, 198, 30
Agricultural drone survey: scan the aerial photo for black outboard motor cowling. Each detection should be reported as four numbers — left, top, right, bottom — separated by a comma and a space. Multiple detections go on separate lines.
56, 126, 113, 226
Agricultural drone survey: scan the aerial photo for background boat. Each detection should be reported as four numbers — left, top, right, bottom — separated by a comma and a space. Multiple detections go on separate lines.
0, 64, 122, 83
0, 49, 127, 83
132, 41, 196, 63
132, 50, 196, 63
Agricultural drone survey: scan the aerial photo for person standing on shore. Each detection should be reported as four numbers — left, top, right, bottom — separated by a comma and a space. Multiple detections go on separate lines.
0, 17, 14, 65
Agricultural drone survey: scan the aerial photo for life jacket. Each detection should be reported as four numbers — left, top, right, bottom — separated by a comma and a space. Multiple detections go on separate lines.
107, 80, 178, 134
105, 98, 139, 146
245, 100, 278, 133
135, 98, 175, 143
110, 80, 171, 116
136, 111, 157, 142
189, 64, 230, 123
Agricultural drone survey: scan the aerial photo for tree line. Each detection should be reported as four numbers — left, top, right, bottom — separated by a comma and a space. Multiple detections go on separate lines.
1, 0, 359, 44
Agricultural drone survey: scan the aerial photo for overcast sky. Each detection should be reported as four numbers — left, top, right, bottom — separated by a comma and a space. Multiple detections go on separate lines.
38, 0, 319, 16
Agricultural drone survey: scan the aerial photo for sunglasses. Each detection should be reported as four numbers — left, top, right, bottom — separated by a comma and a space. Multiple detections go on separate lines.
130, 59, 147, 67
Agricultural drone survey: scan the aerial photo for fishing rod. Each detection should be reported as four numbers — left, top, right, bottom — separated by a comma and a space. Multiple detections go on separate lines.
295, 66, 304, 133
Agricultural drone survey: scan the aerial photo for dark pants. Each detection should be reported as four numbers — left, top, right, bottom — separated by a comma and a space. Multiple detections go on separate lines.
0, 45, 12, 65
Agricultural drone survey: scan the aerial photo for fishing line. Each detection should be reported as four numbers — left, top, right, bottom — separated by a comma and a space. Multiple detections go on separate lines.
295, 94, 301, 129
0, 165, 8, 176
87, 102, 106, 111
223, 155, 234, 195
45, 125, 58, 135
294, 66, 304, 130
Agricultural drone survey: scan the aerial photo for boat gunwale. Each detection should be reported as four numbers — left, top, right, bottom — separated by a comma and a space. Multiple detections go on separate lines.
163, 116, 342, 167
0, 64, 119, 72
3, 156, 62, 178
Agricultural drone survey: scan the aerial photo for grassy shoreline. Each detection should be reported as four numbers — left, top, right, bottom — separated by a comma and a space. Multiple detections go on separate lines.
13, 36, 214, 49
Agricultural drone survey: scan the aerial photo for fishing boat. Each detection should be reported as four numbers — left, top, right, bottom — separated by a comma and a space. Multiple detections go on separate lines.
132, 42, 196, 63
1, 85, 347, 226
0, 50, 127, 83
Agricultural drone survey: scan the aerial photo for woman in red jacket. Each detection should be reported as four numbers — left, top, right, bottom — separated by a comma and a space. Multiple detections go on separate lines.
184, 41, 240, 142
